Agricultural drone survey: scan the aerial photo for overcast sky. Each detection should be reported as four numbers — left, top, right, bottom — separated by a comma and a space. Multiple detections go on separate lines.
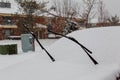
102, 0, 120, 17
47, 0, 120, 17
1, 0, 119, 17
11, 0, 120, 17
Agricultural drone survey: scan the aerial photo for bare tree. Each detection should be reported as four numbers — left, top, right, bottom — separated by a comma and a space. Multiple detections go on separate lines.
46, 0, 80, 34
108, 15, 119, 25
51, 0, 79, 19
15, 0, 47, 32
81, 0, 97, 27
97, 0, 109, 23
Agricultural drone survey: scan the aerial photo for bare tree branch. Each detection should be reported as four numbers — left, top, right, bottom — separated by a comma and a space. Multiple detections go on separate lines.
81, 0, 97, 27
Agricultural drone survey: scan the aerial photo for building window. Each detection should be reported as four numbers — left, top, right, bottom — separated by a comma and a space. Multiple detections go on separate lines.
0, 2, 11, 8
2, 16, 15, 25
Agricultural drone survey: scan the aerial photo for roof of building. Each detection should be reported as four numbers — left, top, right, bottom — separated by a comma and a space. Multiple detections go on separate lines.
0, 0, 57, 17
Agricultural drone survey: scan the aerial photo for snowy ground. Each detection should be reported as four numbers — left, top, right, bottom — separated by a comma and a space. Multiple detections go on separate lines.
0, 26, 120, 80
0, 39, 57, 69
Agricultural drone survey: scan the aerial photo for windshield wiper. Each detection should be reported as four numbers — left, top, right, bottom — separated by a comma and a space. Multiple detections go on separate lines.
48, 30, 98, 65
23, 24, 55, 62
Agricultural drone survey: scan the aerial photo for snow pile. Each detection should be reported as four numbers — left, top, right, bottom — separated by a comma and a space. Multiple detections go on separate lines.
0, 26, 120, 80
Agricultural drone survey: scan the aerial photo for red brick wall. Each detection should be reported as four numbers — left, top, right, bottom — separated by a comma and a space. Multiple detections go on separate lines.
12, 28, 21, 36
0, 15, 73, 39
0, 28, 3, 40
51, 17, 66, 33
35, 16, 46, 25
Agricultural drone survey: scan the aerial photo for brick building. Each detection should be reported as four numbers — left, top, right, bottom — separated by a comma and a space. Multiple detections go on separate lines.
0, 0, 83, 40
0, 13, 18, 39
0, 0, 49, 39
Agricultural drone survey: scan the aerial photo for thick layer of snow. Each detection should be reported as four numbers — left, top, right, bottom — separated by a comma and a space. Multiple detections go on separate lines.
0, 27, 120, 80
50, 26, 120, 65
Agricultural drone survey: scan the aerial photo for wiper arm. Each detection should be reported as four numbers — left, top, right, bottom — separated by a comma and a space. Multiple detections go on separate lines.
48, 30, 98, 65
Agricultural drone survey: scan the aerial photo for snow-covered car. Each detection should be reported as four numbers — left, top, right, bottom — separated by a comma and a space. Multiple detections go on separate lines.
0, 26, 120, 80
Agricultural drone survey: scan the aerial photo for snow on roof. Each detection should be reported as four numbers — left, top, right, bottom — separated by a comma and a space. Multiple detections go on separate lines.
0, 0, 57, 17
36, 23, 47, 28
0, 0, 51, 15
0, 0, 18, 14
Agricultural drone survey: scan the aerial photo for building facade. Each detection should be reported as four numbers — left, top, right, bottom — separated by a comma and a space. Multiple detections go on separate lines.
0, 0, 83, 39
0, 0, 49, 39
